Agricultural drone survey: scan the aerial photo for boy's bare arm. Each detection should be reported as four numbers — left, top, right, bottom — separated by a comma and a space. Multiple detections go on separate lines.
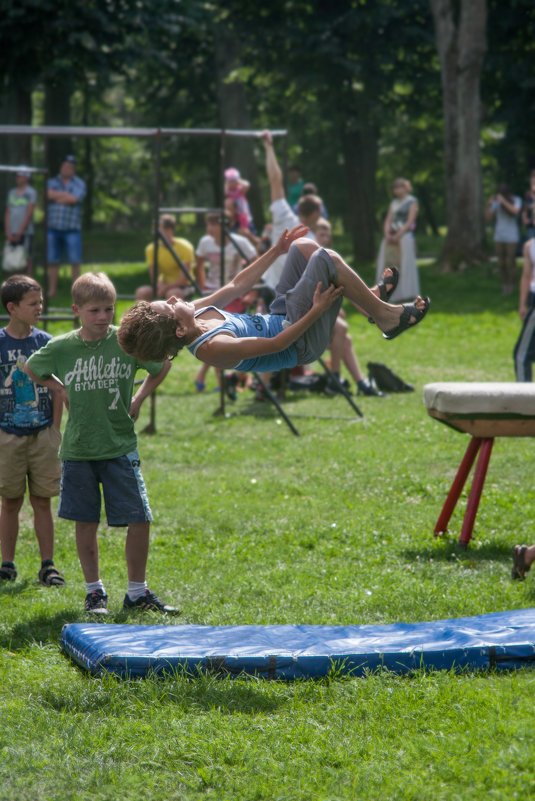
51, 388, 64, 428
195, 256, 206, 292
24, 364, 70, 411
198, 225, 309, 311
129, 360, 172, 420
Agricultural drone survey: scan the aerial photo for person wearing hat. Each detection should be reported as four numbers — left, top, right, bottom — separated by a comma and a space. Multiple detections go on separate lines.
224, 166, 254, 231
4, 167, 37, 275
46, 155, 86, 297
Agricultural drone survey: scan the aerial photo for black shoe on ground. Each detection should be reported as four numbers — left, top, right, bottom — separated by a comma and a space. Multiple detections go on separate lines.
0, 561, 17, 582
123, 589, 181, 615
357, 378, 384, 397
325, 375, 352, 396
84, 589, 109, 614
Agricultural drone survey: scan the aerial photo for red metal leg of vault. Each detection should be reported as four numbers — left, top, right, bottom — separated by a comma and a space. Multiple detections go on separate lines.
434, 436, 483, 536
458, 437, 494, 546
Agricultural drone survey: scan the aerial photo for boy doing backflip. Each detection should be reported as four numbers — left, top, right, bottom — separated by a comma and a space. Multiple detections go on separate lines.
0, 275, 64, 586
118, 226, 430, 370
25, 272, 177, 615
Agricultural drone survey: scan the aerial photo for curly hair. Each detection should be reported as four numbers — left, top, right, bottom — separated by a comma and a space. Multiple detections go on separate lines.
117, 301, 187, 362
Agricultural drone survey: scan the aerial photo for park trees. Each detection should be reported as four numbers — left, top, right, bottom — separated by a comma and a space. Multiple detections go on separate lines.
430, 0, 487, 269
1, 0, 533, 267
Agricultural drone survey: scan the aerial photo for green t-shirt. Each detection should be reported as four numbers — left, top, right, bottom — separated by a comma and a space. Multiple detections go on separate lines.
27, 326, 164, 461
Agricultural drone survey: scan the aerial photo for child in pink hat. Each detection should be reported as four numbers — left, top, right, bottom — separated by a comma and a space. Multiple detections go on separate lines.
224, 167, 253, 230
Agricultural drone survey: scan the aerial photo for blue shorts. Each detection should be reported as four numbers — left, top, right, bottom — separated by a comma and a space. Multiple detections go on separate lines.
58, 451, 153, 526
47, 229, 82, 264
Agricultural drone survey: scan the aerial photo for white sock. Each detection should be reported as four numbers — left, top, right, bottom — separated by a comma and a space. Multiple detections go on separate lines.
127, 581, 147, 601
86, 579, 106, 594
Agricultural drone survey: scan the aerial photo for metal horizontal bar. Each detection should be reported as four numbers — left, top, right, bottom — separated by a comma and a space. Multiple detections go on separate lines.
0, 165, 48, 173
0, 126, 287, 139
159, 207, 223, 214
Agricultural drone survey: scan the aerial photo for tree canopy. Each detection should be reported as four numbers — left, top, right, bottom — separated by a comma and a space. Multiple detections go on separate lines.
0, 0, 533, 264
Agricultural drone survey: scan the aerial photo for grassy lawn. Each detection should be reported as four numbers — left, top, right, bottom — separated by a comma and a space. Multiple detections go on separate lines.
1, 251, 535, 800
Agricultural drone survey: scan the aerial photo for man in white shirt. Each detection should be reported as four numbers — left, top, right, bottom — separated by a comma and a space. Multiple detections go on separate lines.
261, 131, 321, 290
196, 213, 257, 293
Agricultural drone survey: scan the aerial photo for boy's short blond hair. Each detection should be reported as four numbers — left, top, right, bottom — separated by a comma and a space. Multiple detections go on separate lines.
72, 272, 116, 307
159, 214, 176, 230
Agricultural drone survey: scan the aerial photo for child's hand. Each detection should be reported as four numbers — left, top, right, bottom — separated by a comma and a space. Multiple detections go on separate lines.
311, 282, 343, 314
56, 385, 70, 411
275, 225, 309, 253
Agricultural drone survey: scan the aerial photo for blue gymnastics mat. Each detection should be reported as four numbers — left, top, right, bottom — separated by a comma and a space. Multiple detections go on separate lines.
61, 608, 535, 679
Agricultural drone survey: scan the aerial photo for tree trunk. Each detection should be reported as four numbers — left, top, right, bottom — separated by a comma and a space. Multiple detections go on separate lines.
0, 87, 32, 216
81, 85, 94, 231
213, 28, 265, 232
341, 117, 378, 264
430, 0, 487, 269
44, 79, 73, 175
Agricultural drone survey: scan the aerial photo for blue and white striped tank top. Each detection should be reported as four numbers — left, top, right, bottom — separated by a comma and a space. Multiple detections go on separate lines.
186, 306, 298, 372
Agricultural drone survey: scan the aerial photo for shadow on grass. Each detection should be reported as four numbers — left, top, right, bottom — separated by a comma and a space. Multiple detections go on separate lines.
403, 540, 513, 563
0, 578, 32, 596
42, 664, 286, 714
0, 608, 81, 651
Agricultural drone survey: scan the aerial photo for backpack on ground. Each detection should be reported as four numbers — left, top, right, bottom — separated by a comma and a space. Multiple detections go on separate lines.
366, 362, 414, 393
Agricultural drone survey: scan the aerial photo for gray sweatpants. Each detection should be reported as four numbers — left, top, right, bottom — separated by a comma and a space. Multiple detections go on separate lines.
270, 244, 342, 365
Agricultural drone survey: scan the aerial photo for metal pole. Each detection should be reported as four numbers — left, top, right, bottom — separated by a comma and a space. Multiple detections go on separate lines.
144, 129, 163, 435
215, 129, 227, 417
43, 136, 50, 311
253, 373, 299, 436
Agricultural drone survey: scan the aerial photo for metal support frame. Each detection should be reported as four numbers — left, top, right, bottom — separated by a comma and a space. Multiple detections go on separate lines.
433, 436, 495, 548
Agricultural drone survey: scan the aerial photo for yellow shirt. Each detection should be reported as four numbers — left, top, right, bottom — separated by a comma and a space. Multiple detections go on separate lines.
145, 237, 195, 284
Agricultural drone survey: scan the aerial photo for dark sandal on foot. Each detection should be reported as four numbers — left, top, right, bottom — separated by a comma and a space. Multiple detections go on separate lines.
0, 564, 17, 582
512, 545, 531, 581
368, 266, 400, 323
383, 297, 430, 340
38, 565, 66, 587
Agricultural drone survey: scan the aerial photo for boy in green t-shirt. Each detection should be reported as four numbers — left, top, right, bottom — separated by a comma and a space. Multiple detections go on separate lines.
25, 272, 178, 616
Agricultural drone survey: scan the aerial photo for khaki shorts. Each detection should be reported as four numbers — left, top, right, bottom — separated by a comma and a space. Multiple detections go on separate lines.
0, 426, 62, 498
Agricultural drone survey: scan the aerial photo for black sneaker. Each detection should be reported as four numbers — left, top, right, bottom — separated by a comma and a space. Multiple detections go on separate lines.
84, 589, 109, 615
357, 378, 385, 397
123, 589, 181, 615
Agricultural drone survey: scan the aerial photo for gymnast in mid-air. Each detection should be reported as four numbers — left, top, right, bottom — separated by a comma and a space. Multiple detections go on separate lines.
118, 224, 430, 373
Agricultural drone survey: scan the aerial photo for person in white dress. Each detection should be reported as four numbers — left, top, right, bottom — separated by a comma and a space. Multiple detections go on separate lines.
376, 178, 420, 302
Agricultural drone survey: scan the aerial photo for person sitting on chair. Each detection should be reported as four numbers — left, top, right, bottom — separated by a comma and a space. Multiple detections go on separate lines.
136, 214, 196, 302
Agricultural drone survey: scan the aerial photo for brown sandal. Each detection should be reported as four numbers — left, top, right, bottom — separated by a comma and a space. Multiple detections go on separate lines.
38, 564, 66, 587
511, 545, 531, 581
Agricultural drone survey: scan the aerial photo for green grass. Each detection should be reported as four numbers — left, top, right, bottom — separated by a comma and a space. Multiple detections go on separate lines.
2, 255, 535, 800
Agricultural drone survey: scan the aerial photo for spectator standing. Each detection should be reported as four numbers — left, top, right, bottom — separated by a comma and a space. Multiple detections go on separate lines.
486, 183, 522, 296
46, 155, 86, 298
0, 275, 64, 587
513, 237, 535, 381
521, 170, 535, 241
4, 167, 37, 275
25, 272, 176, 615
376, 178, 420, 302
